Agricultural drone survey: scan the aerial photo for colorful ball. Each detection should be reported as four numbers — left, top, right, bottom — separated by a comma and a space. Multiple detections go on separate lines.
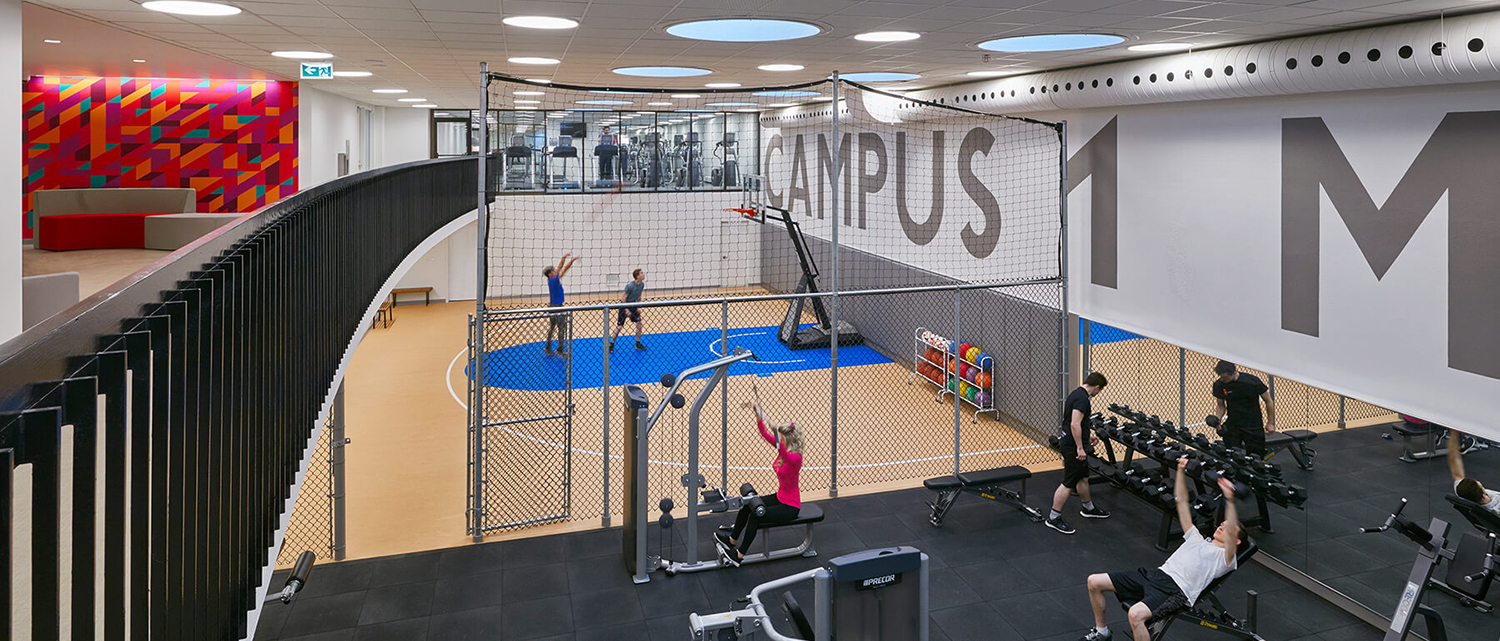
958, 342, 972, 356
947, 379, 957, 392
978, 353, 993, 370
965, 387, 978, 402
976, 391, 991, 407
975, 372, 991, 389
924, 347, 941, 363
969, 347, 982, 362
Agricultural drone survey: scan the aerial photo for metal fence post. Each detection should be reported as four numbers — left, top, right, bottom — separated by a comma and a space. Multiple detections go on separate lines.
953, 287, 962, 476
1057, 124, 1070, 457
470, 62, 491, 543
721, 301, 729, 492
1081, 317, 1090, 377
601, 309, 612, 527
828, 71, 841, 498
331, 382, 347, 560
1178, 347, 1186, 429
1338, 395, 1346, 429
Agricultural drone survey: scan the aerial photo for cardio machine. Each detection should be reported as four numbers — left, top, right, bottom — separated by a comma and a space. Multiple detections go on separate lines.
623, 349, 825, 584
593, 132, 621, 189
754, 205, 862, 351
547, 135, 582, 190
675, 131, 704, 188
502, 134, 537, 190
1361, 498, 1499, 640
711, 132, 740, 188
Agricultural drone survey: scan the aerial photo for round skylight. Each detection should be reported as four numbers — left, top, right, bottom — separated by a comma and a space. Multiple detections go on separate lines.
142, 1, 240, 16
272, 51, 334, 60
855, 31, 920, 42
978, 33, 1125, 53
333, 71, 372, 78
577, 100, 633, 105
758, 64, 804, 72
502, 16, 579, 30
1128, 42, 1195, 53
753, 90, 819, 97
840, 72, 920, 82
704, 83, 741, 88
509, 57, 560, 65
613, 66, 712, 77
667, 19, 821, 43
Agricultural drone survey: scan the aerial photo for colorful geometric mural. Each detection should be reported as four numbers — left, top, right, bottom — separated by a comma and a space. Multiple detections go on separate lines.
22, 77, 298, 238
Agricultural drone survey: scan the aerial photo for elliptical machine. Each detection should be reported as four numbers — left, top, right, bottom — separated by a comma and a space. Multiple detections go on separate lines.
1361, 498, 1498, 640
711, 132, 740, 188
638, 132, 665, 188
675, 132, 703, 188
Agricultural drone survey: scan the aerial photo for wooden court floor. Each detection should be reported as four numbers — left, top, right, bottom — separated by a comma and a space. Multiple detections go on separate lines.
335, 287, 1060, 561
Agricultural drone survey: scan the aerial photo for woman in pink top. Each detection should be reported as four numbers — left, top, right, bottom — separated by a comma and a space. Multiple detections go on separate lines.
715, 383, 803, 566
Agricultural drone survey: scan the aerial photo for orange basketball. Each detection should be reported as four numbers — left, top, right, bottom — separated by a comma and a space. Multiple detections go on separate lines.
976, 372, 991, 389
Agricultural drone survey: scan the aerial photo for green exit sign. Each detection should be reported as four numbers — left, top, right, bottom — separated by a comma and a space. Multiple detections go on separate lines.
300, 62, 333, 79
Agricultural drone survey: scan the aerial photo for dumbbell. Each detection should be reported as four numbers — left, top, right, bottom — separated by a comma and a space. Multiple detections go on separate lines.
1123, 470, 1151, 491
1204, 469, 1252, 499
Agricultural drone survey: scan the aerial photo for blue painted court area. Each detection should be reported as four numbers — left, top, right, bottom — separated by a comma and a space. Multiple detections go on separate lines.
1082, 319, 1142, 344
470, 324, 891, 391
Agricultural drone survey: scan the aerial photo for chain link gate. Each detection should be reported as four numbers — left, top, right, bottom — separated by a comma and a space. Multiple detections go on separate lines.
469, 309, 574, 534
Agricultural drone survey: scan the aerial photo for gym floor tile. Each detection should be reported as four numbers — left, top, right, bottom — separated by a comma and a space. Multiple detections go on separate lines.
633, 574, 712, 618
925, 567, 984, 611
930, 602, 1025, 641
279, 630, 356, 641
576, 621, 652, 641
352, 617, 429, 641
434, 541, 505, 577
644, 614, 692, 641
429, 569, 505, 615
567, 556, 642, 594
845, 514, 918, 547
502, 562, 573, 603
501, 595, 574, 639
561, 528, 623, 560
295, 562, 375, 599
427, 604, 505, 640
254, 597, 290, 639
953, 559, 1040, 600
501, 535, 567, 569
993, 588, 1093, 639
281, 592, 367, 636
364, 552, 441, 589
357, 581, 435, 626
1259, 587, 1360, 634
570, 586, 646, 630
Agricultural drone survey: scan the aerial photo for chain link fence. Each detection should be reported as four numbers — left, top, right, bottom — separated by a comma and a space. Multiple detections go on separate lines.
276, 411, 337, 568
1082, 319, 1397, 442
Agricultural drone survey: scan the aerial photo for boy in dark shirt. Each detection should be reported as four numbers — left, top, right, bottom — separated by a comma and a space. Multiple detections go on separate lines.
1210, 361, 1276, 455
1048, 371, 1111, 535
609, 269, 647, 353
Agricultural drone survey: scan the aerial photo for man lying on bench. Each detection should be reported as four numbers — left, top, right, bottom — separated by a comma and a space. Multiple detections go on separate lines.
1081, 458, 1242, 641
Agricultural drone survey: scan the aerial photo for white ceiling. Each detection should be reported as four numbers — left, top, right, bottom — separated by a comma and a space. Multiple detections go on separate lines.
22, 0, 1500, 109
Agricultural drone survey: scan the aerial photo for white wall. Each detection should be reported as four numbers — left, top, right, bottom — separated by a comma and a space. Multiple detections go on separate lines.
298, 86, 364, 189
447, 221, 477, 302
1051, 82, 1500, 442
382, 107, 431, 167
0, 0, 21, 343
393, 236, 449, 302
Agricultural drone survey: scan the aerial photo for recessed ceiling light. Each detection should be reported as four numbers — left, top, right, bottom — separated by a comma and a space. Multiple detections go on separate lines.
753, 90, 819, 97
272, 51, 334, 60
648, 102, 673, 106
333, 71, 372, 77
671, 94, 701, 98
978, 33, 1125, 53
613, 66, 713, 78
515, 100, 541, 104
509, 57, 560, 65
514, 91, 545, 96
736, 109, 759, 113
1128, 42, 1195, 53
397, 98, 426, 102
525, 79, 552, 84
547, 112, 565, 118
413, 104, 437, 108
967, 70, 1027, 77
706, 102, 757, 106
590, 90, 650, 95
758, 63, 804, 72
767, 103, 795, 107
372, 89, 407, 94
855, 31, 920, 42
577, 100, 632, 105
133, 59, 147, 63
43, 39, 61, 44
704, 82, 741, 88
502, 16, 579, 29
516, 106, 537, 110
667, 19, 821, 42
840, 72, 920, 82
142, 1, 241, 17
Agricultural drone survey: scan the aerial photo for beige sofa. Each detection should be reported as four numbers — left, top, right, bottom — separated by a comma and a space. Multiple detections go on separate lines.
33, 187, 196, 224
144, 213, 243, 250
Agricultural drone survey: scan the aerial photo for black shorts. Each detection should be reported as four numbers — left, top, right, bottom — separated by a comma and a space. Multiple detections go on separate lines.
1058, 435, 1091, 489
1108, 568, 1189, 618
1222, 427, 1266, 455
616, 307, 641, 325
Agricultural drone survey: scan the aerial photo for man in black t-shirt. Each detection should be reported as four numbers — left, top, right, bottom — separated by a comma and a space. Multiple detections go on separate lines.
1048, 371, 1111, 535
1210, 361, 1276, 455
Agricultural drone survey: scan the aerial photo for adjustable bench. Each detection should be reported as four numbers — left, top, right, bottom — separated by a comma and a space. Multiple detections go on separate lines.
720, 503, 825, 567
1120, 538, 1264, 640
923, 466, 1042, 527
1446, 494, 1500, 537
1262, 429, 1317, 470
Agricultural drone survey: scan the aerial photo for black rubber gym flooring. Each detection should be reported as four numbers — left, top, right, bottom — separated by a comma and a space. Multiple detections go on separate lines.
253, 445, 1419, 641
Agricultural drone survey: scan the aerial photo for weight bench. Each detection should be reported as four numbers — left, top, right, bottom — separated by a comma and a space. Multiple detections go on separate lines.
1262, 429, 1317, 470
1446, 494, 1500, 538
1120, 538, 1264, 640
708, 503, 825, 570
1391, 418, 1468, 463
923, 466, 1043, 527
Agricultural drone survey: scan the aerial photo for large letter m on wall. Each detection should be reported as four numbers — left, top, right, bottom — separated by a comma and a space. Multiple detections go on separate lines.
1282, 112, 1500, 380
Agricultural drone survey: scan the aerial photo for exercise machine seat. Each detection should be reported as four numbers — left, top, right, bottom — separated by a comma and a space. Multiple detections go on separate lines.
784, 503, 824, 526
958, 466, 1033, 487
1393, 419, 1434, 437
1446, 494, 1500, 536
923, 476, 963, 491
1264, 429, 1316, 447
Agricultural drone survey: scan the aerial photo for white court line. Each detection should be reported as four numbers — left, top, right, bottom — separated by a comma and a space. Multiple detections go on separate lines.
708, 330, 801, 364
447, 339, 1040, 472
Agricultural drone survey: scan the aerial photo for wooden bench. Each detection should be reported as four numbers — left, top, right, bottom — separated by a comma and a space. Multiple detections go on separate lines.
374, 301, 393, 328
391, 286, 433, 306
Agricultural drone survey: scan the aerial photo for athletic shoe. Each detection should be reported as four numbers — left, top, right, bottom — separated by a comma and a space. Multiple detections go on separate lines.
1080, 505, 1111, 519
716, 541, 742, 568
543, 346, 555, 355
607, 341, 615, 354
714, 531, 735, 549
1080, 628, 1112, 641
1045, 515, 1076, 535
635, 341, 647, 350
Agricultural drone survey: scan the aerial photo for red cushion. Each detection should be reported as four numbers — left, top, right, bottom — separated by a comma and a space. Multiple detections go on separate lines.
36, 212, 174, 251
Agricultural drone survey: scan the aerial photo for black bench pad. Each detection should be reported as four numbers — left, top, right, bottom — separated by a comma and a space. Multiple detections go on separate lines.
1392, 422, 1432, 436
1265, 429, 1317, 446
784, 503, 824, 526
924, 466, 1032, 491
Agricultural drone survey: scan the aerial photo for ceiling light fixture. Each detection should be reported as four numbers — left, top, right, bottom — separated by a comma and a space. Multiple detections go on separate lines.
704, 82, 741, 88
525, 78, 552, 84
272, 51, 334, 60
413, 104, 437, 108
667, 19, 822, 42
372, 88, 407, 94
43, 39, 61, 44
514, 90, 545, 96
397, 98, 426, 102
332, 71, 372, 77
514, 100, 541, 104
648, 102, 673, 106
142, 1, 241, 17
839, 72, 920, 82
613, 66, 713, 78
758, 63, 804, 72
767, 103, 795, 107
671, 94, 701, 98
978, 33, 1125, 53
577, 100, 632, 105
509, 57, 560, 65
854, 31, 920, 42
502, 16, 579, 30
753, 90, 819, 97
706, 102, 756, 106
133, 59, 147, 63
1128, 42, 1196, 53
547, 112, 565, 118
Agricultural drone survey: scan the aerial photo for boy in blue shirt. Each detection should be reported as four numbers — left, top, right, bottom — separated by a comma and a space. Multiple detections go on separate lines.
609, 269, 647, 353
543, 252, 579, 356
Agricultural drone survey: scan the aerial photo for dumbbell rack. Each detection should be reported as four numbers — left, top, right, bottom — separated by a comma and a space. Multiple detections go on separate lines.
1101, 404, 1307, 538
909, 328, 997, 424
1078, 415, 1210, 551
